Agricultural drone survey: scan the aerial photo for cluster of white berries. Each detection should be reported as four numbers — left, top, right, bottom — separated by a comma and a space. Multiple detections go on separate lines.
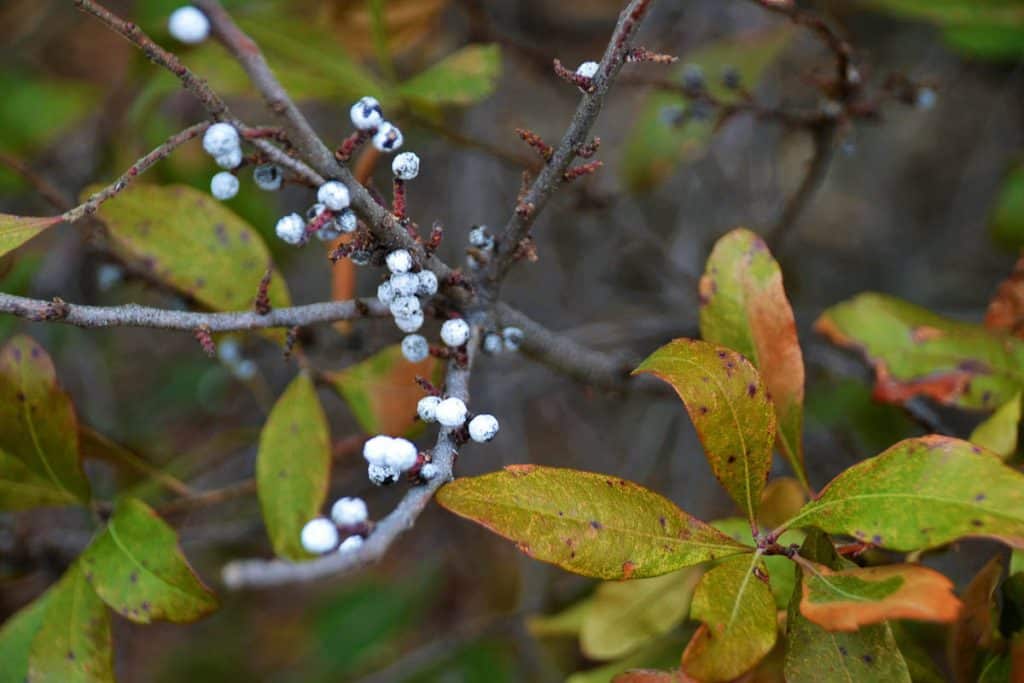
350, 96, 404, 153
202, 122, 286, 203
374, 248, 439, 357
300, 496, 369, 555
416, 394, 500, 443
483, 326, 524, 355
168, 6, 209, 44
363, 435, 422, 486
274, 180, 359, 245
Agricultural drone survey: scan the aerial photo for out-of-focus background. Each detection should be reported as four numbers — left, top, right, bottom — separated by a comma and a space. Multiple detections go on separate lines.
1, 0, 1022, 680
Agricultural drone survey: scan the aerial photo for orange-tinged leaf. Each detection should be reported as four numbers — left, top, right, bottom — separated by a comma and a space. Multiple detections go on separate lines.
985, 254, 1024, 338
634, 339, 775, 530
681, 553, 777, 682
799, 562, 961, 632
949, 556, 1004, 682
437, 466, 750, 580
613, 670, 696, 683
328, 344, 441, 437
0, 214, 60, 258
780, 435, 1024, 551
700, 228, 807, 487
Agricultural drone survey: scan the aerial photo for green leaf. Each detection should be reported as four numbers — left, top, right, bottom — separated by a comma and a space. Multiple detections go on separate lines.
681, 553, 777, 682
0, 448, 78, 510
328, 344, 442, 437
27, 565, 113, 683
971, 392, 1021, 459
92, 183, 291, 319
437, 465, 750, 580
992, 164, 1024, 250
780, 435, 1024, 551
700, 228, 807, 487
79, 497, 218, 623
977, 652, 1013, 683
784, 530, 912, 683
621, 28, 794, 192
634, 339, 776, 529
0, 336, 90, 502
527, 596, 595, 639
257, 372, 331, 560
397, 44, 502, 106
0, 590, 52, 683
816, 292, 1024, 410
0, 214, 61, 259
581, 568, 701, 660
0, 70, 99, 154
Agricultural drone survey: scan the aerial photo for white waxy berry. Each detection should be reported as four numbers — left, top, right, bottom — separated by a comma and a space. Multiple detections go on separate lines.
253, 164, 283, 191
202, 122, 239, 158
416, 270, 438, 297
300, 517, 338, 554
503, 326, 524, 352
468, 414, 500, 443
390, 295, 421, 320
385, 437, 418, 471
168, 6, 210, 44
440, 318, 470, 348
417, 395, 441, 423
210, 172, 239, 200
392, 152, 420, 180
363, 434, 393, 466
214, 147, 243, 170
576, 61, 600, 79
391, 272, 419, 297
377, 280, 396, 305
468, 225, 494, 250
916, 87, 936, 110
483, 333, 503, 354
338, 535, 364, 553
368, 463, 400, 486
218, 339, 241, 364
402, 334, 429, 363
435, 397, 467, 428
275, 213, 306, 245
394, 310, 424, 333
386, 249, 413, 274
372, 122, 403, 152
233, 360, 257, 380
317, 181, 351, 211
419, 463, 440, 481
337, 208, 358, 233
331, 497, 368, 527
350, 96, 383, 131
316, 221, 343, 242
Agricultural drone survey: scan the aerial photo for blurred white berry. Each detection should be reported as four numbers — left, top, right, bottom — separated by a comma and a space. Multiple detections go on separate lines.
300, 517, 338, 554
214, 147, 243, 170
232, 359, 257, 380
373, 122, 403, 152
253, 164, 283, 191
483, 333, 503, 354
316, 221, 343, 242
392, 152, 420, 180
419, 463, 440, 481
916, 87, 936, 110
318, 181, 350, 211
435, 397, 467, 428
402, 334, 429, 363
386, 249, 413, 274
469, 414, 500, 443
391, 272, 419, 297
338, 535, 364, 553
377, 280, 396, 305
331, 497, 368, 527
350, 96, 383, 131
385, 437, 419, 471
96, 263, 123, 292
468, 225, 494, 250
363, 435, 394, 466
394, 310, 424, 333
440, 318, 470, 347
217, 339, 241, 364
168, 6, 210, 44
337, 208, 358, 233
202, 123, 239, 158
390, 295, 421, 320
416, 270, 438, 297
576, 61, 599, 79
417, 395, 441, 423
368, 463, 400, 486
503, 326, 524, 352
210, 172, 239, 201
275, 213, 305, 245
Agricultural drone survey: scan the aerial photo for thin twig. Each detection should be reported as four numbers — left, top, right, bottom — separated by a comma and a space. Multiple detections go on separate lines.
764, 123, 836, 250
0, 152, 71, 211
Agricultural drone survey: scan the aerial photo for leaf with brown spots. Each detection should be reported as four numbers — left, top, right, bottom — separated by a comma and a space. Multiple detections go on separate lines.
816, 293, 1024, 410
634, 339, 775, 530
328, 344, 442, 437
779, 435, 1024, 551
985, 254, 1024, 338
970, 392, 1021, 460
257, 372, 331, 560
0, 336, 90, 504
700, 228, 807, 488
437, 466, 750, 580
79, 498, 218, 624
681, 553, 777, 682
0, 213, 61, 258
949, 556, 1004, 683
26, 565, 113, 683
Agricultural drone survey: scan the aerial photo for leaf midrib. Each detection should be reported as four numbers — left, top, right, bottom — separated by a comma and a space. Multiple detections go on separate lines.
106, 512, 201, 605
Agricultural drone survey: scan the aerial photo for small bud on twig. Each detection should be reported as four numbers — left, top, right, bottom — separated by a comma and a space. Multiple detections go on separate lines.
625, 47, 678, 64
194, 326, 215, 357
563, 160, 604, 182
254, 267, 273, 315
515, 128, 554, 162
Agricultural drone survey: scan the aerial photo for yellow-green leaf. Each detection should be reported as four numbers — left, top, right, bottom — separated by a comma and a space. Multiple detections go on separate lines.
700, 228, 807, 487
681, 553, 777, 682
27, 565, 113, 683
0, 336, 90, 503
581, 568, 701, 661
257, 372, 331, 560
527, 596, 595, 639
79, 498, 218, 623
780, 435, 1024, 551
0, 589, 52, 683
437, 465, 750, 580
397, 44, 501, 106
634, 339, 775, 530
816, 292, 1024, 410
0, 447, 78, 510
0, 214, 60, 258
970, 392, 1021, 459
992, 164, 1024, 248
